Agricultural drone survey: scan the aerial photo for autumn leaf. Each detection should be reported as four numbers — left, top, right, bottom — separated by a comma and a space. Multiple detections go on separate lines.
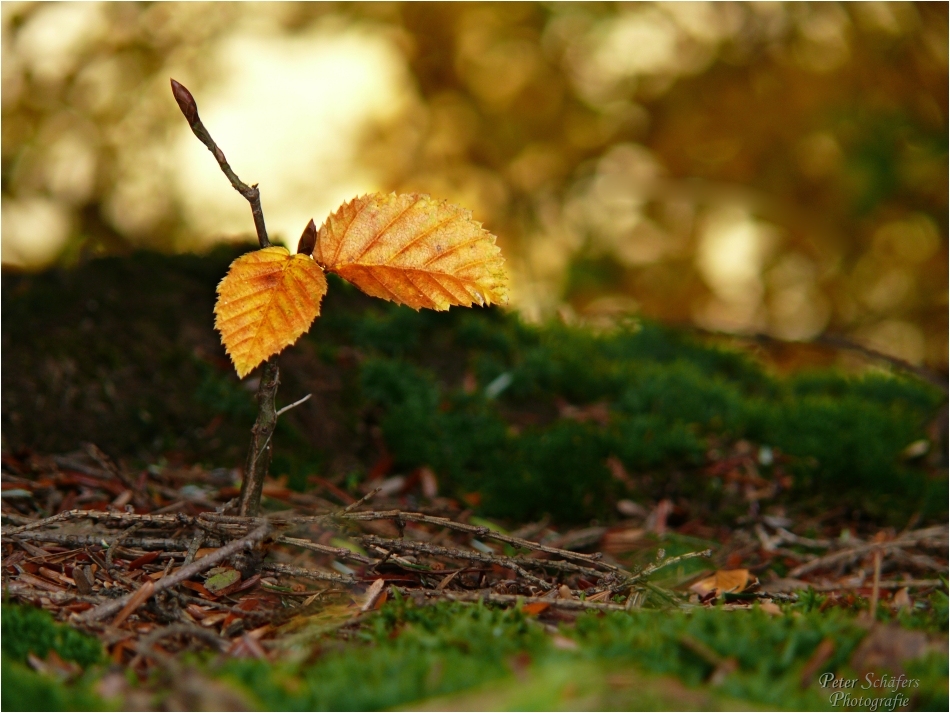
689, 569, 755, 598
522, 601, 551, 615
204, 566, 241, 594
214, 246, 327, 378
313, 192, 508, 311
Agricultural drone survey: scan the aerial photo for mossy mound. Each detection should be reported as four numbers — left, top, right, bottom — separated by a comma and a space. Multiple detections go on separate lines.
1, 604, 105, 711
219, 595, 948, 711
2, 248, 945, 526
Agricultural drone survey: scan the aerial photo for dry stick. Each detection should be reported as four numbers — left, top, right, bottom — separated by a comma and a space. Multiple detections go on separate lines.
130, 623, 229, 671
340, 510, 627, 574
276, 535, 376, 565
170, 78, 278, 520
814, 334, 947, 392
342, 487, 382, 514
630, 549, 713, 583
140, 622, 229, 654
3, 584, 108, 605
363, 543, 434, 573
199, 508, 629, 574
82, 444, 149, 508
0, 512, 35, 526
176, 593, 270, 616
51, 455, 120, 482
182, 531, 206, 568
105, 522, 147, 573
169, 80, 270, 248
419, 538, 605, 579
79, 524, 270, 623
10, 532, 192, 550
263, 562, 358, 586
276, 394, 312, 418
112, 580, 156, 627
2, 509, 193, 536
793, 579, 944, 592
359, 534, 596, 586
418, 588, 630, 613
788, 528, 949, 578
691, 327, 947, 392
869, 550, 882, 619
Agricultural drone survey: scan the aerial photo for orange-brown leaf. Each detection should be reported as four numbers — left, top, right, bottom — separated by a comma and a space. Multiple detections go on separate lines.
313, 193, 508, 311
214, 246, 327, 378
522, 601, 551, 615
689, 569, 753, 598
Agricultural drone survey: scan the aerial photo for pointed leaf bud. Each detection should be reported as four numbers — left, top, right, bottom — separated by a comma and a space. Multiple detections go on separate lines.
170, 78, 199, 125
297, 219, 317, 255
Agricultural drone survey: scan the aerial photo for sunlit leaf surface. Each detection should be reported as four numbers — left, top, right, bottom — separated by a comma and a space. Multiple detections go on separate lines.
215, 246, 327, 377
314, 192, 508, 311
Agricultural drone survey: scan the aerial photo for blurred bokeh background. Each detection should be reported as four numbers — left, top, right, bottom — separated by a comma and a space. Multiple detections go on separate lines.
2, 1, 947, 369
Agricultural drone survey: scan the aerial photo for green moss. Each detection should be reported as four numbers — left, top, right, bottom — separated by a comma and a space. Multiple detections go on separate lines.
1, 604, 102, 667
896, 589, 950, 634
221, 600, 546, 711
904, 653, 950, 711
573, 606, 867, 709
357, 318, 944, 522
214, 598, 946, 711
1, 604, 106, 711
0, 656, 105, 712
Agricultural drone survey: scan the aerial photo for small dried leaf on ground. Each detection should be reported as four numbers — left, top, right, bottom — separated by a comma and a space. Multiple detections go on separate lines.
690, 569, 753, 598
205, 566, 241, 593
850, 624, 936, 674
314, 193, 508, 311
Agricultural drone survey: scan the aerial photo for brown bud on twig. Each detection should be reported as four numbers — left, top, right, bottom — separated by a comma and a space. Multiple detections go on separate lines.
297, 219, 317, 255
170, 78, 199, 125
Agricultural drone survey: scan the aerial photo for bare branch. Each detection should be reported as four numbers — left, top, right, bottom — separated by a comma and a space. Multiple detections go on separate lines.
170, 78, 270, 248
276, 393, 312, 417
79, 523, 270, 623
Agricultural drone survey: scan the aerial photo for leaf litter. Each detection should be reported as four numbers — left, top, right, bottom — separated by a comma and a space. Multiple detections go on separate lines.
2, 444, 947, 706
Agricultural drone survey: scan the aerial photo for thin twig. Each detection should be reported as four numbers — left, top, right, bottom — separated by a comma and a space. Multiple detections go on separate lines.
630, 549, 713, 583
340, 510, 626, 573
276, 535, 376, 565
788, 527, 949, 578
3, 584, 108, 605
417, 588, 630, 613
170, 79, 270, 248
2, 509, 193, 536
342, 487, 382, 514
170, 78, 282, 521
367, 535, 605, 579
106, 522, 146, 573
197, 508, 628, 574
79, 524, 270, 623
263, 562, 357, 585
359, 534, 598, 589
690, 327, 947, 392
182, 531, 206, 568
869, 550, 882, 619
276, 394, 312, 417
10, 532, 194, 551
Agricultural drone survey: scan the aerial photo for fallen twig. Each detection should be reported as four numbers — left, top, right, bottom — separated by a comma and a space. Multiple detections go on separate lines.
788, 527, 949, 578
79, 524, 270, 623
263, 562, 358, 586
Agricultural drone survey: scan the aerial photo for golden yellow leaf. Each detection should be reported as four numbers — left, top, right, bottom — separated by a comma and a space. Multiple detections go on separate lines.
689, 569, 753, 598
214, 246, 327, 378
313, 192, 508, 311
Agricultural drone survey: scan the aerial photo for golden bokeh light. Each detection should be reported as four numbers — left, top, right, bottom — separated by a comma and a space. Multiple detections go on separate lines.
2, 2, 946, 369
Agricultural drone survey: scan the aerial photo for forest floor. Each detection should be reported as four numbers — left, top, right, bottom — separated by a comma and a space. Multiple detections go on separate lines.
2, 248, 948, 711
